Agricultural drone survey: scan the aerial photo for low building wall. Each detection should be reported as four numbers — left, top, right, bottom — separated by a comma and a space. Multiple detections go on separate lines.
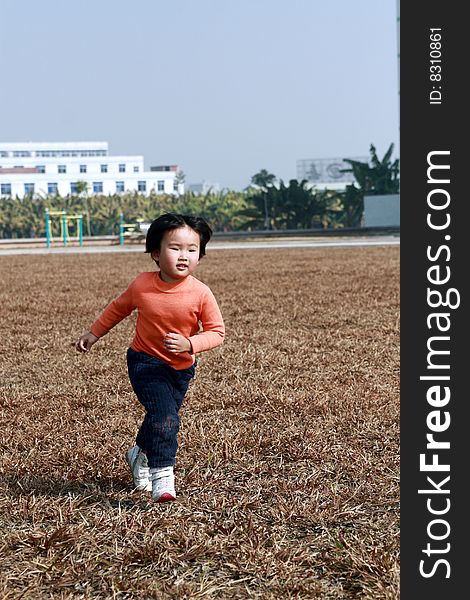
363, 194, 400, 227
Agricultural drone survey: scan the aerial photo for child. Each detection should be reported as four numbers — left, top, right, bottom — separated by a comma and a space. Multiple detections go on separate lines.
75, 213, 225, 502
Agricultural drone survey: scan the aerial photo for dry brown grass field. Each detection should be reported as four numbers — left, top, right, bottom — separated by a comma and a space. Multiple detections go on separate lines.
0, 246, 399, 599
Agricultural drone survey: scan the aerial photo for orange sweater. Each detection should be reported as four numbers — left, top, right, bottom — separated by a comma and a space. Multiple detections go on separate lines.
90, 271, 225, 370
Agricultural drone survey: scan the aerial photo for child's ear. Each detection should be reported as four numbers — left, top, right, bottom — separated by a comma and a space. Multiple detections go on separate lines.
151, 250, 159, 263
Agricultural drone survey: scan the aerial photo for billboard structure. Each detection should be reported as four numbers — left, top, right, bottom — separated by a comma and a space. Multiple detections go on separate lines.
296, 156, 368, 189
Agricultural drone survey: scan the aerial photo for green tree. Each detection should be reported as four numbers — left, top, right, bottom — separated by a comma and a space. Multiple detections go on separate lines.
72, 180, 91, 236
271, 179, 318, 229
174, 170, 185, 196
250, 169, 276, 189
342, 143, 400, 195
250, 169, 277, 229
242, 178, 335, 230
336, 185, 364, 228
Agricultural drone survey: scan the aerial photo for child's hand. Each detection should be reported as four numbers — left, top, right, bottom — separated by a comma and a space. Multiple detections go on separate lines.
163, 332, 192, 353
75, 332, 99, 353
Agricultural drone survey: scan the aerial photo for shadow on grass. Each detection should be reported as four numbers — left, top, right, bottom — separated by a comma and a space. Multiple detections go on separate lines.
1, 472, 145, 509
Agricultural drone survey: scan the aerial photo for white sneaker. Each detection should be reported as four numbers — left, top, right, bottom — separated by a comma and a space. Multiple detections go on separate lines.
151, 466, 176, 503
125, 446, 151, 492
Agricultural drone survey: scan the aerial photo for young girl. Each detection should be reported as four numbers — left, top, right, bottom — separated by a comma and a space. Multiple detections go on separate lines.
75, 213, 225, 502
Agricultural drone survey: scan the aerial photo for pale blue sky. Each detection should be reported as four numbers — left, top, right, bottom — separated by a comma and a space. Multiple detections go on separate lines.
1, 0, 399, 190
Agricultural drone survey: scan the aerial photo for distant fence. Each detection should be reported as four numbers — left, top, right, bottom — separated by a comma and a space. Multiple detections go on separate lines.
211, 226, 399, 239
0, 226, 399, 246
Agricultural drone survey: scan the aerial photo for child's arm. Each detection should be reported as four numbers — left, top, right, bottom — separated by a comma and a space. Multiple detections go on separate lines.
188, 288, 225, 354
76, 331, 100, 353
75, 279, 136, 354
163, 332, 192, 353
163, 288, 224, 355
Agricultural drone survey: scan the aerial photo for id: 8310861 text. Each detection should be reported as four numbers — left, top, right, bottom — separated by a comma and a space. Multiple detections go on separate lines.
429, 28, 442, 105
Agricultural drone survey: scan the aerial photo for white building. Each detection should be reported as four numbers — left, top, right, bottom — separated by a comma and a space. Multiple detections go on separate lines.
0, 141, 184, 198
188, 180, 221, 195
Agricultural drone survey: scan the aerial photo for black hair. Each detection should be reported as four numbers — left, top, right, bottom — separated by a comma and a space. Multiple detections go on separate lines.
145, 213, 213, 259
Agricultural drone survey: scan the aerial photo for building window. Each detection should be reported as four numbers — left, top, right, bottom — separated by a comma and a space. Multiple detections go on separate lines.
157, 180, 165, 192
173, 181, 178, 192
79, 151, 105, 157
119, 164, 126, 173
48, 183, 58, 195
93, 182, 103, 193
1, 183, 12, 195
133, 166, 139, 172
70, 182, 79, 194
24, 183, 35, 195
36, 165, 46, 173
80, 164, 87, 173
116, 181, 125, 193
100, 164, 108, 173
137, 180, 146, 192
58, 165, 66, 173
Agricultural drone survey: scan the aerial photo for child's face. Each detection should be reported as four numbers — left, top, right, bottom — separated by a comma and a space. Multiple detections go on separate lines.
152, 225, 201, 283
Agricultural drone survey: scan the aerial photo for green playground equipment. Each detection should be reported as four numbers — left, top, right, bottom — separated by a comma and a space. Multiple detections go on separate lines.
45, 208, 83, 248
119, 213, 148, 245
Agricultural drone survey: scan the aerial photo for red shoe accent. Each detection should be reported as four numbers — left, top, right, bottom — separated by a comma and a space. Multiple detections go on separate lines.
156, 492, 176, 503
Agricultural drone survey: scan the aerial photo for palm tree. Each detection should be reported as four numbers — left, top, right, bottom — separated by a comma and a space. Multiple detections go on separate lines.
337, 185, 364, 228
342, 143, 400, 195
250, 169, 277, 229
174, 170, 185, 196
368, 143, 400, 193
250, 169, 276, 189
74, 180, 91, 236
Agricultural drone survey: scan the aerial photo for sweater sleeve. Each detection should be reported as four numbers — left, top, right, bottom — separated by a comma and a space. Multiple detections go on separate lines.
89, 281, 136, 338
189, 288, 225, 354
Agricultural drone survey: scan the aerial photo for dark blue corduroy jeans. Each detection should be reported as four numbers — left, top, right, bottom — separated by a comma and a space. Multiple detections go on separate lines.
126, 348, 195, 469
